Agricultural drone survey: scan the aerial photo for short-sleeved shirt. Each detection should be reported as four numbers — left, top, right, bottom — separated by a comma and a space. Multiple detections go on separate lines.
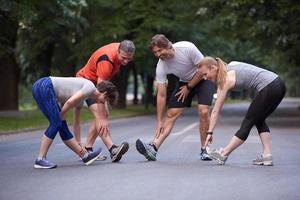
227, 61, 278, 92
76, 43, 121, 84
155, 41, 204, 83
50, 76, 96, 107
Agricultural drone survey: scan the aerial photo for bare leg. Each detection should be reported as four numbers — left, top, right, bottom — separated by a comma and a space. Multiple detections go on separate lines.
84, 104, 114, 150
259, 132, 271, 155
153, 108, 184, 149
223, 136, 245, 156
197, 104, 210, 148
63, 138, 86, 158
38, 135, 53, 158
84, 120, 98, 147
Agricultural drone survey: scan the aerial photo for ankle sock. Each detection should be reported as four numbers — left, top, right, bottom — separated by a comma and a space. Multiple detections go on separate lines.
85, 147, 93, 152
109, 144, 118, 153
150, 143, 158, 151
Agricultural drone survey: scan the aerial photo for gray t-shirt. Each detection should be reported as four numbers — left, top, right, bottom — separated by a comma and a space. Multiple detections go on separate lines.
227, 61, 278, 92
50, 77, 96, 107
155, 41, 204, 83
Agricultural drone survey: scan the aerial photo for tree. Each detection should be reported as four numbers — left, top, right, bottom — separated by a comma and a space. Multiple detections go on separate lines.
0, 1, 22, 110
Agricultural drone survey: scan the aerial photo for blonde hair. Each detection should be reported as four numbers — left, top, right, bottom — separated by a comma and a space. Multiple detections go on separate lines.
199, 57, 227, 89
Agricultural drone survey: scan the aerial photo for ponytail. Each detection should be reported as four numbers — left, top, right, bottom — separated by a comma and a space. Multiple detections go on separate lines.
215, 58, 227, 90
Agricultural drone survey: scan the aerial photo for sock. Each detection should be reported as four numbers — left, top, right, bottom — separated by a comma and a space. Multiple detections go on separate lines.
109, 144, 118, 153
150, 143, 158, 151
85, 147, 93, 152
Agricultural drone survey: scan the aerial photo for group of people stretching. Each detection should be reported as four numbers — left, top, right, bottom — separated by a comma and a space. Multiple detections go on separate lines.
32, 34, 285, 169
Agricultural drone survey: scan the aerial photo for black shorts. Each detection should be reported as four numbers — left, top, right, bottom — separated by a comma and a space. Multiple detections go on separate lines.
168, 80, 216, 108
85, 98, 97, 107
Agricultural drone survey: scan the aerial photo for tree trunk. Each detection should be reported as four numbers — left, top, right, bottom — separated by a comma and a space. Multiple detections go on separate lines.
0, 9, 19, 111
142, 74, 155, 108
0, 55, 19, 111
132, 63, 138, 105
38, 43, 55, 77
112, 64, 130, 108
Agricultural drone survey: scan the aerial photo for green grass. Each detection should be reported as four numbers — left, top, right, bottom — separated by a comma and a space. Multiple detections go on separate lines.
0, 105, 155, 134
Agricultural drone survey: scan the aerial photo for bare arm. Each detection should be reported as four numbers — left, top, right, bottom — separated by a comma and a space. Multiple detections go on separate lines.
73, 107, 81, 144
203, 84, 230, 148
208, 87, 228, 132
92, 77, 109, 136
60, 91, 85, 120
155, 83, 167, 138
156, 83, 167, 123
175, 69, 203, 102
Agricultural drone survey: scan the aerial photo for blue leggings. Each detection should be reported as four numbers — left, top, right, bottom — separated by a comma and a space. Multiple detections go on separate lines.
32, 77, 73, 141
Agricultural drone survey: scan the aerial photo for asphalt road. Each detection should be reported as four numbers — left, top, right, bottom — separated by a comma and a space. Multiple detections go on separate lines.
0, 99, 299, 200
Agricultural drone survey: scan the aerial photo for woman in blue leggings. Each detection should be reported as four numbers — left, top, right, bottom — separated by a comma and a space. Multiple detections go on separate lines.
32, 77, 118, 169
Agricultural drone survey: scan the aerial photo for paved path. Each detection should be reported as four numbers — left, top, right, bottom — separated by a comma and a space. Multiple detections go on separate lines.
0, 99, 299, 200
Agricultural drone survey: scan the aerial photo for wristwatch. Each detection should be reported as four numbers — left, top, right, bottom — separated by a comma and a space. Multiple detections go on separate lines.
186, 84, 192, 91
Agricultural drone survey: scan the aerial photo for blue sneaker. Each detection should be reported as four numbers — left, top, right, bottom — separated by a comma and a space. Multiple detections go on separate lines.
82, 147, 102, 166
34, 158, 57, 169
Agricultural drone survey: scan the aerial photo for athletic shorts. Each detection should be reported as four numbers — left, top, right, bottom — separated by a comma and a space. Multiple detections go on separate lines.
85, 97, 97, 107
168, 79, 216, 108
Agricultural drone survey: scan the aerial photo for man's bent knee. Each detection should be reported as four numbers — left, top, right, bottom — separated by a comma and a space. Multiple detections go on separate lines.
198, 105, 209, 119
166, 108, 183, 120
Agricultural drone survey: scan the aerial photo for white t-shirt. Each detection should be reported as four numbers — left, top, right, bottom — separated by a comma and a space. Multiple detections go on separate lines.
155, 41, 203, 83
50, 77, 96, 107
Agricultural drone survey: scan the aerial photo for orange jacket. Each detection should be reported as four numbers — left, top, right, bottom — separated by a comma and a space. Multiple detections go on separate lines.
76, 43, 121, 84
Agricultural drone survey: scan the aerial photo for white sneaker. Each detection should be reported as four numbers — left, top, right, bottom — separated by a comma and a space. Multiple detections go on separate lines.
209, 148, 228, 165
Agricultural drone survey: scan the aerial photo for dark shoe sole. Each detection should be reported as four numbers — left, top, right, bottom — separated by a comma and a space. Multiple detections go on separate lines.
201, 156, 213, 161
112, 142, 129, 162
135, 139, 156, 161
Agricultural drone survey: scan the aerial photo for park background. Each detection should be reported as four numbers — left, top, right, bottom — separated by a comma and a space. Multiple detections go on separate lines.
0, 0, 299, 131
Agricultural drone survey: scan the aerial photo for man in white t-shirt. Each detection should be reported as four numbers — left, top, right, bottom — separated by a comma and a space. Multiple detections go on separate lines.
136, 34, 216, 161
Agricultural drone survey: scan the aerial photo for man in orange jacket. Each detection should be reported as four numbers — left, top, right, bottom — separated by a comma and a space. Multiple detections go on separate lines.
75, 40, 135, 162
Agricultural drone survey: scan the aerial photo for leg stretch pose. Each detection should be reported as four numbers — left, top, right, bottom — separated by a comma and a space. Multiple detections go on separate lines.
198, 57, 286, 165
32, 77, 116, 169
75, 40, 135, 162
136, 34, 215, 161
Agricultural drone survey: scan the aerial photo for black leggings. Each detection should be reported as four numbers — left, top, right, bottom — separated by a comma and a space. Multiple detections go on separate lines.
235, 77, 286, 141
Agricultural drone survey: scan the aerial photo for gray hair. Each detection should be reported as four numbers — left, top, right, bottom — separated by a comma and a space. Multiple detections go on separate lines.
119, 40, 135, 54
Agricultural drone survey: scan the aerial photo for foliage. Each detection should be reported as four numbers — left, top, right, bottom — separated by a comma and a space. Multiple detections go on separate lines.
1, 0, 300, 111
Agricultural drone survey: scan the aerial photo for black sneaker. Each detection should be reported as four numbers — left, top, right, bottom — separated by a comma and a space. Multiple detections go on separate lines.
136, 139, 157, 161
200, 148, 212, 161
110, 142, 129, 162
82, 147, 102, 166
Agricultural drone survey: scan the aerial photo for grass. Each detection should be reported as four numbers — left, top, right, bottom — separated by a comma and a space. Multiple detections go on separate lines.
0, 105, 155, 134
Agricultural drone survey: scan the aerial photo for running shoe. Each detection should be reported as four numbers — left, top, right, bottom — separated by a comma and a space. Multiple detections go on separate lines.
253, 154, 273, 166
85, 147, 107, 161
110, 142, 129, 162
82, 147, 102, 166
34, 158, 57, 169
135, 139, 157, 161
209, 148, 228, 165
200, 148, 212, 161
